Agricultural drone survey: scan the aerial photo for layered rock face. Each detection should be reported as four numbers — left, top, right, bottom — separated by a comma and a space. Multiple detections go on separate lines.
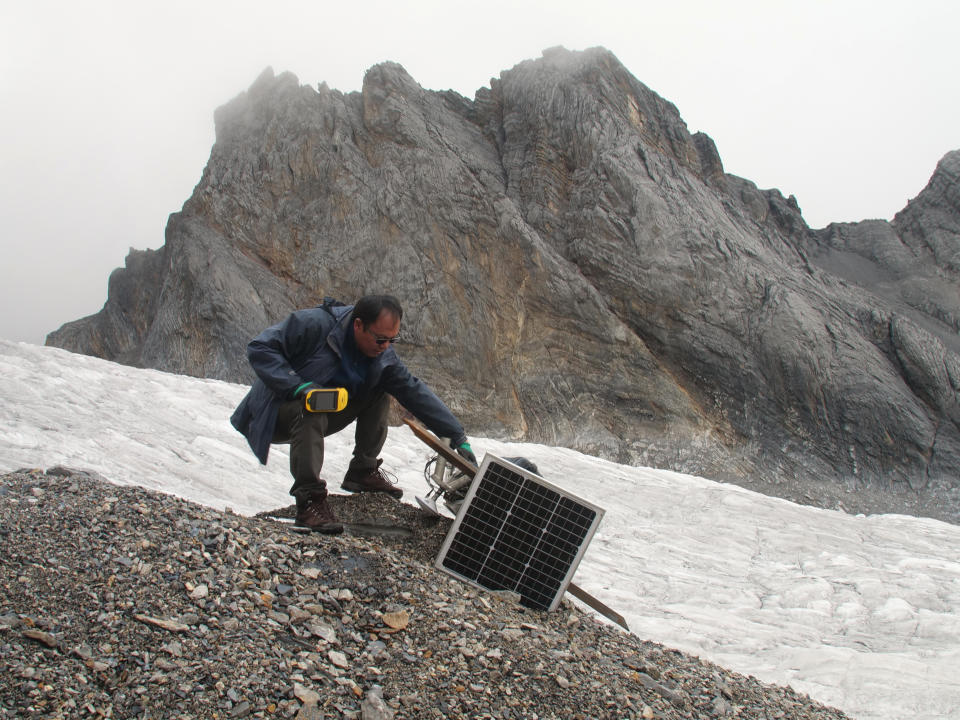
47, 48, 960, 521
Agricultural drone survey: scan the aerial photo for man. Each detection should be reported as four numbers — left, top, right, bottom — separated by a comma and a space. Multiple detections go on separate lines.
230, 295, 476, 534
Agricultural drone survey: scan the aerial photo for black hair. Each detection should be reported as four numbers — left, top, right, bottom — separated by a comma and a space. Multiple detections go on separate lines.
351, 295, 404, 327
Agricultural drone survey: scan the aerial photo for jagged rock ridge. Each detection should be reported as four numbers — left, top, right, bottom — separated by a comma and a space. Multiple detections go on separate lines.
47, 47, 960, 522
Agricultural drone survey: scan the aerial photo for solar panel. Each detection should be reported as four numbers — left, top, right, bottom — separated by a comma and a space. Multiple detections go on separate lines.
435, 455, 604, 611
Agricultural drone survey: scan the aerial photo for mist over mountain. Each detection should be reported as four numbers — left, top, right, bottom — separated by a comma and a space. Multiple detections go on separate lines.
47, 47, 960, 523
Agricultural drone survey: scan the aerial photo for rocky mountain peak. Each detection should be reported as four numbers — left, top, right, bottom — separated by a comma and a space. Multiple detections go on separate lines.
893, 149, 960, 272
47, 47, 960, 523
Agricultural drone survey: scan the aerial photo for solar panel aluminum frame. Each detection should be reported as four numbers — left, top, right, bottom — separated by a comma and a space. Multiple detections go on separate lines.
435, 454, 605, 612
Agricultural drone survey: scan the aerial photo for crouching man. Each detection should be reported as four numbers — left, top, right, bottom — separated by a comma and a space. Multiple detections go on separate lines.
231, 295, 476, 534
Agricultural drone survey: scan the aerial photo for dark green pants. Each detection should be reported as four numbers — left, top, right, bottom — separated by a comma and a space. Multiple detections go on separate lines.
271, 391, 390, 501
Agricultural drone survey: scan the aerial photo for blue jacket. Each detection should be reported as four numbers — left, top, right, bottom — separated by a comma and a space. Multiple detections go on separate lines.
230, 303, 467, 464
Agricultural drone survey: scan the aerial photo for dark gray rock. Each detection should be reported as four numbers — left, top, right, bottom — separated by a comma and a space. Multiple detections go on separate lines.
46, 48, 960, 522
49, 246, 163, 367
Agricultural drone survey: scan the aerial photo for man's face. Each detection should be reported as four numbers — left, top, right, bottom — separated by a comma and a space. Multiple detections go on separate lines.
353, 310, 401, 358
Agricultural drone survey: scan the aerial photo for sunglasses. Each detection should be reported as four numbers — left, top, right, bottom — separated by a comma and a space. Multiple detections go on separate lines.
365, 326, 402, 345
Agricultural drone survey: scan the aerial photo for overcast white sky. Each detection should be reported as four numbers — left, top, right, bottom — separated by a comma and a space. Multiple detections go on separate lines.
2, 0, 957, 345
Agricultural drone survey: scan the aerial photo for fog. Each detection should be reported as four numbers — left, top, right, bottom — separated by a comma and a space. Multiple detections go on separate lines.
2, 0, 958, 344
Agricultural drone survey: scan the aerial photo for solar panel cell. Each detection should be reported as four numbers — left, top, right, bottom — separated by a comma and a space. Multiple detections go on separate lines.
435, 455, 605, 611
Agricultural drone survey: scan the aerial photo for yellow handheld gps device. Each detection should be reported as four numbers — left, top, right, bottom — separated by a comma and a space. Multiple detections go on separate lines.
303, 387, 348, 413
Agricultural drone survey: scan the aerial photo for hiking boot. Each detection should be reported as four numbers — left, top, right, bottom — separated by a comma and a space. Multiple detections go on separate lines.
294, 494, 344, 534
341, 460, 403, 499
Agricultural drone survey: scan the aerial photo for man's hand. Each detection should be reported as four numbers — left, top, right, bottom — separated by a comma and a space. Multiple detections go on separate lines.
293, 382, 320, 400
293, 382, 320, 401
454, 441, 477, 466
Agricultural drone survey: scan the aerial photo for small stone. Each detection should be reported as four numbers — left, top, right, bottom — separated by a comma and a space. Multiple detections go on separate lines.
134, 615, 189, 633
328, 650, 349, 668
488, 590, 522, 605
72, 644, 94, 660
294, 683, 320, 704
0, 612, 22, 630
161, 641, 183, 656
307, 621, 337, 643
382, 610, 409, 630
500, 628, 524, 642
289, 607, 312, 624
365, 640, 387, 656
360, 685, 395, 720
294, 703, 325, 720
712, 696, 732, 715
23, 628, 58, 647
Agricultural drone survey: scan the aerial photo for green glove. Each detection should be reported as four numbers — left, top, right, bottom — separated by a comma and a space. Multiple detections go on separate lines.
292, 381, 320, 400
454, 441, 477, 466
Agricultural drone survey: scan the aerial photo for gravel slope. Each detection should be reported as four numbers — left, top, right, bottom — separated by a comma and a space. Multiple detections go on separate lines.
0, 468, 850, 720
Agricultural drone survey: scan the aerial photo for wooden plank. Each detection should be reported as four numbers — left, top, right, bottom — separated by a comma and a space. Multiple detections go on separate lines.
402, 416, 478, 476
566, 582, 630, 630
